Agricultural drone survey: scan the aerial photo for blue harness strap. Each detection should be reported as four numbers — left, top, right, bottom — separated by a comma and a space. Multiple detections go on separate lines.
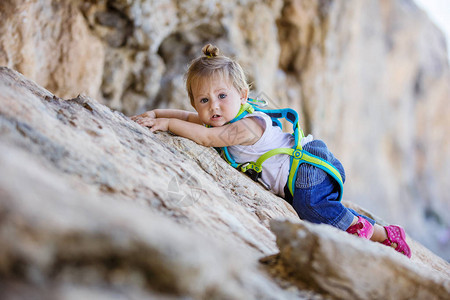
218, 99, 344, 201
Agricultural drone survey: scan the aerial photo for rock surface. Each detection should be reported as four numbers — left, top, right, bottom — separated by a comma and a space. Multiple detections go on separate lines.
271, 220, 450, 299
0, 0, 104, 99
1, 0, 449, 259
0, 66, 296, 299
276, 0, 450, 259
1, 67, 449, 299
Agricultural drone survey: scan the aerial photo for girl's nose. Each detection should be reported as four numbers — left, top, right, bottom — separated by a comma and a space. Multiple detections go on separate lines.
209, 98, 219, 110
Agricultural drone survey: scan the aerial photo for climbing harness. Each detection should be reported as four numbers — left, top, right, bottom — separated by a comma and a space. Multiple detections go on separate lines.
219, 98, 344, 200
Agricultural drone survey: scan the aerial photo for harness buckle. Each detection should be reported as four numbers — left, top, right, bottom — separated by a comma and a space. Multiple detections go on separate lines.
245, 168, 261, 181
240, 163, 260, 181
239, 162, 269, 189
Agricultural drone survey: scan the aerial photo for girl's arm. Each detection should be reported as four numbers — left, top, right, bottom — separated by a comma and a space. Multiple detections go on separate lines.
131, 109, 202, 125
140, 117, 263, 147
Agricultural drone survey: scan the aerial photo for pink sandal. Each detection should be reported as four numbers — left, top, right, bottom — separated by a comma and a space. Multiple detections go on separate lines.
381, 225, 411, 258
346, 216, 374, 239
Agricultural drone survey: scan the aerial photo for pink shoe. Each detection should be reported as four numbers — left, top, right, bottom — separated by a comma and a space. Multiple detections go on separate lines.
382, 225, 411, 258
346, 216, 374, 239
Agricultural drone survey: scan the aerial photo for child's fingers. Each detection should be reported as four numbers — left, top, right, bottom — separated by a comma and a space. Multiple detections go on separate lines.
136, 111, 155, 119
141, 120, 163, 133
131, 113, 146, 120
149, 122, 163, 132
131, 114, 156, 124
139, 119, 154, 127
133, 117, 166, 133
131, 115, 144, 122
131, 113, 145, 120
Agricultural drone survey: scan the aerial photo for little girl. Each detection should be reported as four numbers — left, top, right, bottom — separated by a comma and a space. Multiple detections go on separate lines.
132, 44, 411, 258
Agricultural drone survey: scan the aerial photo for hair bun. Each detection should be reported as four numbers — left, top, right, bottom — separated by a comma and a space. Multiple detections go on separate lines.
202, 44, 220, 58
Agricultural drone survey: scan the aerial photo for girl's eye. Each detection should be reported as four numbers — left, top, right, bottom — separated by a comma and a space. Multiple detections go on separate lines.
200, 98, 208, 103
219, 93, 227, 99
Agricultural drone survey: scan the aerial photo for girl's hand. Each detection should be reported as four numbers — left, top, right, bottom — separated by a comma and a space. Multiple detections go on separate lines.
139, 118, 170, 132
131, 110, 156, 124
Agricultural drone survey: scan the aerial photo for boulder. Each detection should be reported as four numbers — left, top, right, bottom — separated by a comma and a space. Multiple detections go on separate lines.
270, 220, 450, 299
1, 0, 448, 259
1, 66, 449, 299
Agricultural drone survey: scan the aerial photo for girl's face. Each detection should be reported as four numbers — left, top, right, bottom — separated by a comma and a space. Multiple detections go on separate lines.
191, 74, 247, 127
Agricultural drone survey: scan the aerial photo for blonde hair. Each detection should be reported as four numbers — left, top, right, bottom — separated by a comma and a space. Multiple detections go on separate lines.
185, 44, 249, 107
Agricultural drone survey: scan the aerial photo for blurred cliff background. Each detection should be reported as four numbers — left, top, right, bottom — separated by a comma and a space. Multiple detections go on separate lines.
1, 0, 449, 262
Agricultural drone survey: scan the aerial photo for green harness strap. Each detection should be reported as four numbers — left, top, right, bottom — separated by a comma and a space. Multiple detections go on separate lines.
218, 101, 344, 201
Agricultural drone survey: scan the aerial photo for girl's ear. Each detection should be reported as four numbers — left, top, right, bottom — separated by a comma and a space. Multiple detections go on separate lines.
240, 89, 248, 104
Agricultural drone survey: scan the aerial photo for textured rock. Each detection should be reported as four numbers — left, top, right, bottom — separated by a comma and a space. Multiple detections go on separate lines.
0, 67, 301, 299
1, 66, 449, 299
276, 0, 450, 261
0, 0, 449, 261
0, 144, 281, 299
271, 220, 450, 300
0, 0, 104, 99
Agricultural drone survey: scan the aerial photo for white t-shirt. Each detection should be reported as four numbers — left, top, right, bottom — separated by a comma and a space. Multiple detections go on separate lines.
227, 111, 295, 197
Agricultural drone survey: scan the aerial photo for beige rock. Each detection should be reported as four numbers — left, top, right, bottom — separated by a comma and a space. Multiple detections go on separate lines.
0, 0, 104, 99
0, 0, 449, 262
271, 220, 450, 300
0, 143, 283, 299
277, 0, 450, 260
1, 66, 449, 299
0, 67, 301, 299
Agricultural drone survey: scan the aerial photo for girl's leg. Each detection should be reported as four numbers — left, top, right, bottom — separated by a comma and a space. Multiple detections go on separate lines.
293, 176, 375, 230
293, 176, 411, 256
372, 224, 412, 258
346, 214, 374, 239
371, 224, 388, 242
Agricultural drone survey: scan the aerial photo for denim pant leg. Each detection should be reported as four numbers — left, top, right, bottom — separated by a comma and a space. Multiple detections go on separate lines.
347, 208, 375, 226
292, 176, 375, 230
290, 140, 375, 230
292, 176, 355, 230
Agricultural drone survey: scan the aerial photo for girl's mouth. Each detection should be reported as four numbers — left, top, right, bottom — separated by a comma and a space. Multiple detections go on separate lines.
211, 114, 221, 120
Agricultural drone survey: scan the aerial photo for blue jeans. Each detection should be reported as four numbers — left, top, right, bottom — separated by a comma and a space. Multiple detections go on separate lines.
286, 140, 375, 230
